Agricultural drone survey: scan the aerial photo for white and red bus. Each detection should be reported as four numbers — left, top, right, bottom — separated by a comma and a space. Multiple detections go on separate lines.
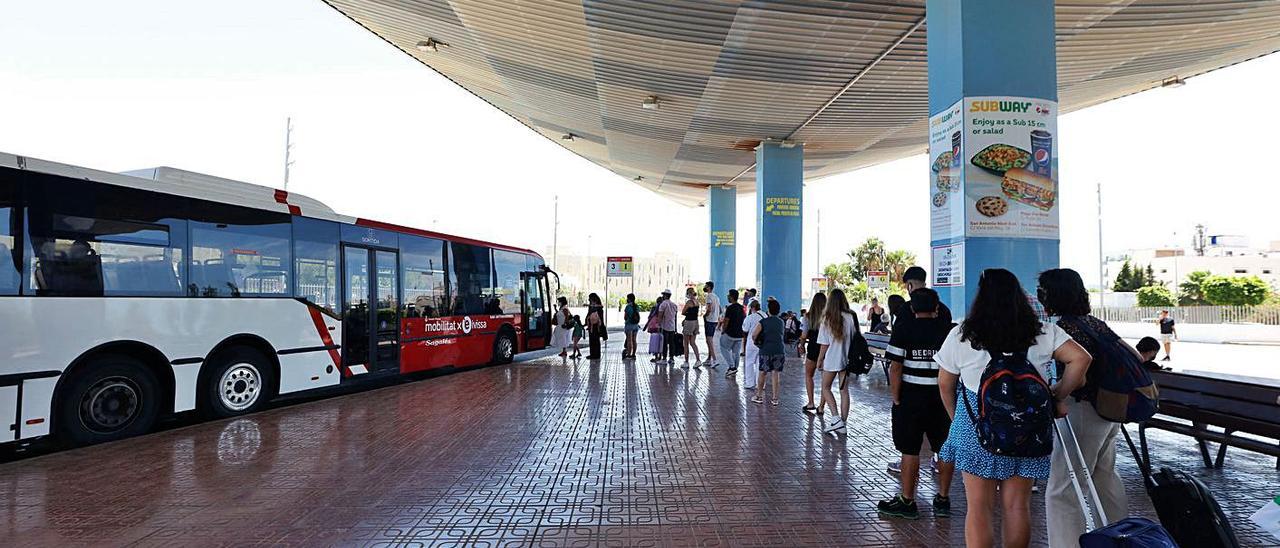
0, 152, 555, 446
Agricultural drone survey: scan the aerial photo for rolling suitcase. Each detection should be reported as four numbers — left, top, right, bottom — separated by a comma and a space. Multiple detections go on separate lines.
1054, 417, 1177, 547
1120, 427, 1241, 548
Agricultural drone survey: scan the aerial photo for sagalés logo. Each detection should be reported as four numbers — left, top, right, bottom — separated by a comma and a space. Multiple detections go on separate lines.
969, 100, 1032, 113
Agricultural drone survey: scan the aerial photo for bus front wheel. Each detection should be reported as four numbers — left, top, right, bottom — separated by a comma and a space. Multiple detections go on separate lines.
57, 355, 161, 446
202, 347, 275, 419
493, 330, 516, 365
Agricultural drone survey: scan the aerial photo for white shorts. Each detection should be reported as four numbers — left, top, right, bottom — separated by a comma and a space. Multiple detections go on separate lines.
1160, 333, 1174, 344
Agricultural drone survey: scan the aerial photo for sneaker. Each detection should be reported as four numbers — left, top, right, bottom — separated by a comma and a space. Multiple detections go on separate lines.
693, 361, 702, 368
887, 460, 902, 474
751, 395, 764, 404
823, 417, 845, 433
1161, 356, 1171, 361
932, 494, 951, 518
681, 363, 689, 369
876, 495, 919, 520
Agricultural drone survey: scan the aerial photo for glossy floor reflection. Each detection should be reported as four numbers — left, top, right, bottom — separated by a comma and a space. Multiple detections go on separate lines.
1, 345, 1277, 546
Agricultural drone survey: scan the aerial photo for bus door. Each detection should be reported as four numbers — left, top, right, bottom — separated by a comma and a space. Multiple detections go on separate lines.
341, 245, 400, 375
521, 270, 551, 349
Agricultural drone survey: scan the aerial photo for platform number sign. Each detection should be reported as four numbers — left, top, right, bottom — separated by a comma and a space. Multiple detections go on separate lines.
607, 256, 633, 278
867, 270, 889, 289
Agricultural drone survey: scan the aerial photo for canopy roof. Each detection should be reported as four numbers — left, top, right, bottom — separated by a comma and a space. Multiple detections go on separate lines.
323, 0, 1280, 206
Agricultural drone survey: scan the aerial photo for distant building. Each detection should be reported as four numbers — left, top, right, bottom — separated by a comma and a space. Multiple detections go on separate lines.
544, 249, 691, 305
1104, 235, 1280, 291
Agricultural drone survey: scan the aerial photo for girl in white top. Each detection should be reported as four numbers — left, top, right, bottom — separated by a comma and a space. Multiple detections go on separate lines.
741, 299, 766, 390
815, 288, 859, 434
933, 268, 1091, 548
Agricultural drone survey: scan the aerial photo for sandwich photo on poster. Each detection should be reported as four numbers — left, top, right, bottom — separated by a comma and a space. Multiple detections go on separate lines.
963, 96, 1059, 240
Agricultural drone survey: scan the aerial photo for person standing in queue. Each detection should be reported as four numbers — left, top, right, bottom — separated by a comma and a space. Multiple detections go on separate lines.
622, 293, 640, 359
750, 298, 787, 406
702, 281, 721, 368
933, 269, 1091, 548
647, 295, 666, 362
816, 288, 858, 434
657, 289, 680, 365
585, 293, 605, 360
798, 292, 827, 414
879, 288, 956, 520
680, 287, 702, 368
1037, 268, 1129, 547
867, 297, 886, 334
741, 299, 766, 390
719, 289, 746, 376
895, 267, 953, 330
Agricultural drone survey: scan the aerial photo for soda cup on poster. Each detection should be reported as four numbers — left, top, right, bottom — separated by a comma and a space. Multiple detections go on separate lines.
1030, 130, 1053, 177
950, 131, 962, 167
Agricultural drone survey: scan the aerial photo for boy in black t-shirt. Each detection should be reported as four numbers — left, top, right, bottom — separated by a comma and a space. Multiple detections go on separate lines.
719, 289, 747, 375
878, 288, 956, 520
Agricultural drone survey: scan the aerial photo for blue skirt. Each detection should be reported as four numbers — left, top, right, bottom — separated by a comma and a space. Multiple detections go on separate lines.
938, 388, 1052, 481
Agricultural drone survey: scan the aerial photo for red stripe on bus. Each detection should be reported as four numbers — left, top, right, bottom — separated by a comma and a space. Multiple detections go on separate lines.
306, 307, 345, 377
274, 189, 303, 216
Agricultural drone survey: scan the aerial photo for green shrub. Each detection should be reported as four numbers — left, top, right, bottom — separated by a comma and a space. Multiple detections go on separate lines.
1136, 286, 1176, 307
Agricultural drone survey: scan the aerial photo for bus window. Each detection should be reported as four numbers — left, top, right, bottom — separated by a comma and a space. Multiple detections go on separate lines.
190, 218, 291, 297
23, 173, 188, 297
448, 242, 492, 316
400, 235, 448, 318
493, 250, 525, 315
293, 217, 339, 313
0, 174, 20, 295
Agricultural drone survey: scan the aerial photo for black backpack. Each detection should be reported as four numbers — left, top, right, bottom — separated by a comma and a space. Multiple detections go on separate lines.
845, 317, 874, 375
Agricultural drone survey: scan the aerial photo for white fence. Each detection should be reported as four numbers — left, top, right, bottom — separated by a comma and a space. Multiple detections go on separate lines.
1094, 305, 1280, 326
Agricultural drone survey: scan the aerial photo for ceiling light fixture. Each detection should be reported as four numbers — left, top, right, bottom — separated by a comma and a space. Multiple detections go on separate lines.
1161, 76, 1186, 88
416, 38, 448, 52
641, 95, 660, 110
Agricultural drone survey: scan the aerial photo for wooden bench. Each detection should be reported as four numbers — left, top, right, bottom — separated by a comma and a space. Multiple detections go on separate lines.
1140, 370, 1280, 470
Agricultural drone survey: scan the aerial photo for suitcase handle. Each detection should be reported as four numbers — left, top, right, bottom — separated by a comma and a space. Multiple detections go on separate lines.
1120, 425, 1156, 491
1054, 416, 1111, 529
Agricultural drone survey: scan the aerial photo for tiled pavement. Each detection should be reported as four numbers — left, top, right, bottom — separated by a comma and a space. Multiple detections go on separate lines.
1, 345, 1277, 546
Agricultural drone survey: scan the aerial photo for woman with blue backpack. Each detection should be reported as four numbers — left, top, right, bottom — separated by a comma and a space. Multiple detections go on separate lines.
934, 268, 1093, 548
1038, 268, 1151, 547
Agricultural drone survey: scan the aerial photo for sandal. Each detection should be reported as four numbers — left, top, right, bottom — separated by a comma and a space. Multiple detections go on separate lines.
771, 399, 780, 406
802, 405, 818, 413
751, 395, 765, 405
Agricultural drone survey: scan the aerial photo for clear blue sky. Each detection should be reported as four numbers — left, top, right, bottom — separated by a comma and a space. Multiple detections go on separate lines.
2, 0, 1278, 288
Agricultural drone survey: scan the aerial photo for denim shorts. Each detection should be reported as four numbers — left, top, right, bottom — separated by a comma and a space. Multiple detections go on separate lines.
624, 323, 640, 334
759, 354, 785, 372
704, 321, 718, 336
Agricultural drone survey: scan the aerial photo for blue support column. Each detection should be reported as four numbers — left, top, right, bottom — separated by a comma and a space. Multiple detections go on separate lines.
756, 141, 803, 311
708, 186, 736, 302
927, 0, 1059, 317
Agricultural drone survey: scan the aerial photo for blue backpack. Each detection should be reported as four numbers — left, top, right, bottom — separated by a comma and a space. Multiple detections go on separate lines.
962, 350, 1056, 458
1057, 316, 1159, 423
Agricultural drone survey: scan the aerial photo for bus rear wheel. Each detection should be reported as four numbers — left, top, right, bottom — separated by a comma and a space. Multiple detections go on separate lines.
57, 355, 161, 446
202, 347, 275, 419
